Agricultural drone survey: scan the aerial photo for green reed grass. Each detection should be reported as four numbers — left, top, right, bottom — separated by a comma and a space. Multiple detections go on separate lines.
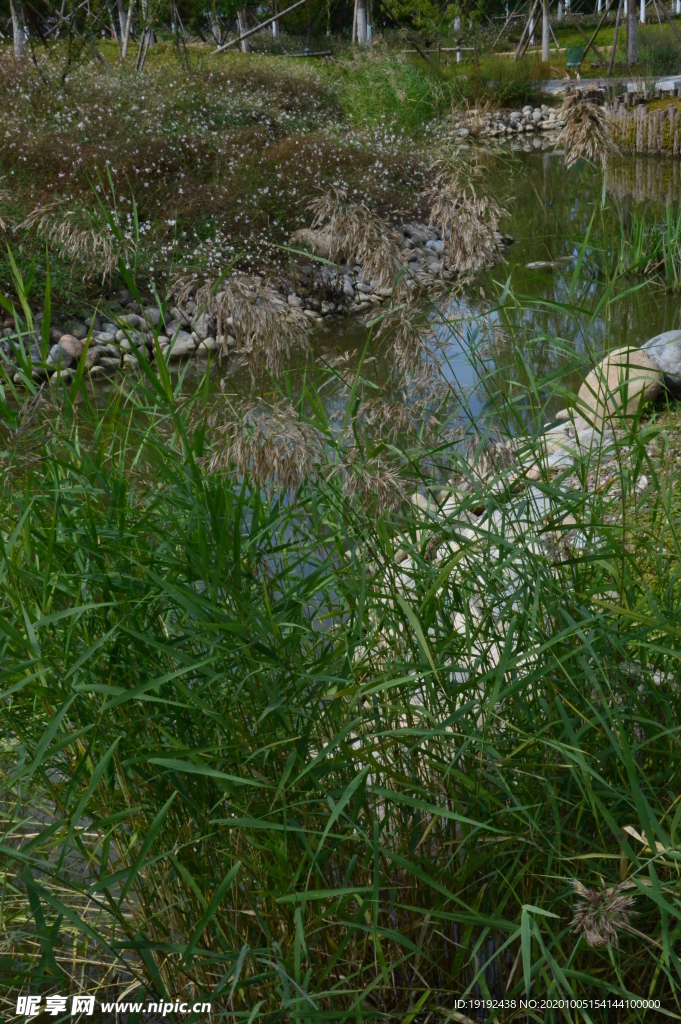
0, 257, 680, 1022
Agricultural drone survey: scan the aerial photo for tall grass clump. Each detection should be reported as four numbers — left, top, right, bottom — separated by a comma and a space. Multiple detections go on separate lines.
338, 52, 461, 133
639, 24, 681, 76
0, 253, 681, 1020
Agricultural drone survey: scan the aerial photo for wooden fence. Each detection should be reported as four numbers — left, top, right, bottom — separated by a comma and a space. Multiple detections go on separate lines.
608, 103, 681, 156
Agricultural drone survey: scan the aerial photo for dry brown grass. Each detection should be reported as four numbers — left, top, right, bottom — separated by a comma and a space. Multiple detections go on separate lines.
21, 201, 130, 281
425, 162, 507, 276
556, 88, 617, 169
305, 188, 412, 295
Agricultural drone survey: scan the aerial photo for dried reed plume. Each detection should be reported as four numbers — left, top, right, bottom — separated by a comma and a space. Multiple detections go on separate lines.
556, 89, 617, 169
302, 188, 411, 298
21, 202, 130, 282
329, 448, 407, 514
204, 393, 409, 513
570, 880, 635, 948
425, 165, 506, 276
205, 397, 324, 495
355, 396, 440, 444
187, 274, 310, 379
376, 308, 436, 377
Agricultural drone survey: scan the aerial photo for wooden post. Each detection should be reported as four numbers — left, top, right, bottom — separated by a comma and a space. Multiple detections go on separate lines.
566, 6, 608, 63
212, 0, 310, 53
514, 0, 539, 59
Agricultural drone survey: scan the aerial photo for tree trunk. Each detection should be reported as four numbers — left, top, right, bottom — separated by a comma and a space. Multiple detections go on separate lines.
122, 0, 133, 57
542, 0, 550, 60
117, 0, 127, 38
356, 0, 367, 44
237, 9, 250, 51
272, 0, 279, 39
627, 0, 637, 63
639, 0, 645, 21
10, 0, 26, 59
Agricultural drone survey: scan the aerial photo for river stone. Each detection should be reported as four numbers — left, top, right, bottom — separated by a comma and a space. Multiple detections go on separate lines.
642, 330, 681, 388
577, 346, 663, 428
119, 332, 145, 352
143, 307, 162, 327
197, 336, 220, 354
59, 335, 84, 360
192, 313, 212, 340
167, 332, 195, 360
84, 347, 101, 370
47, 343, 74, 368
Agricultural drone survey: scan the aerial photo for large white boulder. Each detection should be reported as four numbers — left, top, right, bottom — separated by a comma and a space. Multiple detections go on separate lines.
577, 346, 663, 429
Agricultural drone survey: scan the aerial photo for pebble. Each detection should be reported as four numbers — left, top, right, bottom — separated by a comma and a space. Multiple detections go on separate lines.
287, 294, 303, 308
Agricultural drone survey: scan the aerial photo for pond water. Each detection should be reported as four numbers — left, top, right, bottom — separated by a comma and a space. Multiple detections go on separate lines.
438, 147, 681, 420
178, 147, 680, 424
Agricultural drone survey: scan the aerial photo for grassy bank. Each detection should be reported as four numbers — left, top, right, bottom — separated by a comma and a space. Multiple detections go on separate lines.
1, 253, 681, 1019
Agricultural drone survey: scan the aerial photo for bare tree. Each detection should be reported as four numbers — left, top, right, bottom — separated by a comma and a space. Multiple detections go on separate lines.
10, 0, 27, 58
542, 0, 550, 61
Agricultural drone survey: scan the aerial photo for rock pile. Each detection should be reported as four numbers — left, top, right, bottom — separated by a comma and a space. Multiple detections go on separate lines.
448, 105, 565, 142
290, 220, 514, 302
2, 220, 515, 385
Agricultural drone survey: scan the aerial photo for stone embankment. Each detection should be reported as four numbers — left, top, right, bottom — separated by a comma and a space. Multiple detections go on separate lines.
2, 220, 514, 384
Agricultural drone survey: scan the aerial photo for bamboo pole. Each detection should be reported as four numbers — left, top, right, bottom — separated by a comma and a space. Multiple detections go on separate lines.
211, 0, 309, 53
655, 0, 681, 47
